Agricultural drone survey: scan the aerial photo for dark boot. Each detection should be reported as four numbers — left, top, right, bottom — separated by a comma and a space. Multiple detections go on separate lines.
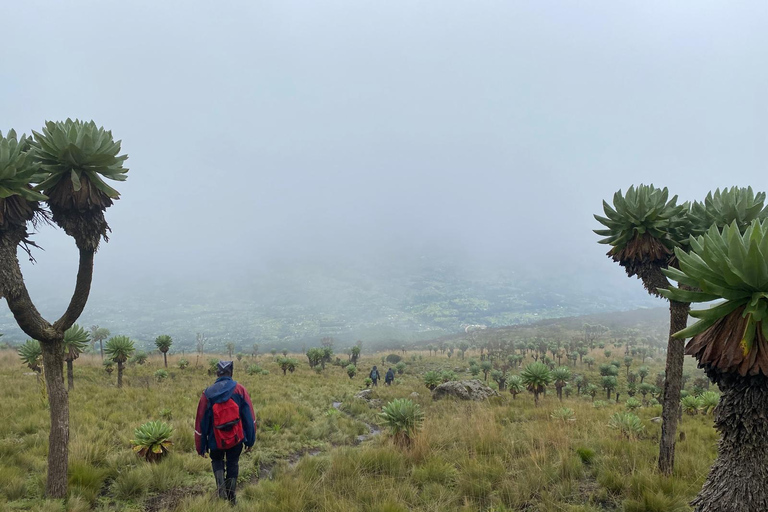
225, 478, 237, 505
214, 470, 227, 499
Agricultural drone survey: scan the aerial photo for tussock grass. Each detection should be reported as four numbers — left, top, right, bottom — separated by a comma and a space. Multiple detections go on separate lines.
0, 349, 715, 511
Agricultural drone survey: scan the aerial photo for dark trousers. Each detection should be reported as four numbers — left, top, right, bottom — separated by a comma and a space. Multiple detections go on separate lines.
210, 442, 243, 481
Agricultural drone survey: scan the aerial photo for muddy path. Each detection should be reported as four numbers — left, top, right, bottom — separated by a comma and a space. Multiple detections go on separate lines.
143, 399, 381, 511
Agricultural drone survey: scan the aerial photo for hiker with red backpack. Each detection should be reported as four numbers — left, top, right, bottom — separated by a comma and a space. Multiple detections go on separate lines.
195, 360, 256, 505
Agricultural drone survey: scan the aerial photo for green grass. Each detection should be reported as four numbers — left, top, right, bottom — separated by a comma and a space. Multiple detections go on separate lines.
0, 346, 715, 511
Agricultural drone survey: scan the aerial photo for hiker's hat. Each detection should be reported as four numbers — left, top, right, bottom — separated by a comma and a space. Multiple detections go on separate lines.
217, 360, 234, 376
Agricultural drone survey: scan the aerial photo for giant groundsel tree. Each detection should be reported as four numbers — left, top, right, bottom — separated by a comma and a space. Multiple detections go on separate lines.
105, 336, 135, 388
662, 219, 768, 511
0, 120, 128, 497
63, 323, 89, 390
594, 184, 691, 474
155, 334, 173, 368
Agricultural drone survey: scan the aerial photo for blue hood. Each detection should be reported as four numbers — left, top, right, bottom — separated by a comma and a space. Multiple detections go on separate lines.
204, 376, 237, 404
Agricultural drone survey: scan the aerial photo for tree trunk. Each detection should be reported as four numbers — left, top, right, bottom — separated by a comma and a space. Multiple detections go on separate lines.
691, 372, 768, 511
41, 340, 69, 498
117, 361, 124, 388
100, 339, 104, 360
658, 300, 690, 475
163, 351, 168, 368
66, 359, 74, 391
556, 385, 563, 401
606, 389, 611, 400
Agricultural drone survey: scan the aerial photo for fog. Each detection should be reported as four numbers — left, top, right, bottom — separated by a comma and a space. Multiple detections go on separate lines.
1, 2, 766, 345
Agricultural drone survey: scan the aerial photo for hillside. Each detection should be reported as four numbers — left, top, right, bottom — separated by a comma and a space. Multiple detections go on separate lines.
0, 258, 657, 352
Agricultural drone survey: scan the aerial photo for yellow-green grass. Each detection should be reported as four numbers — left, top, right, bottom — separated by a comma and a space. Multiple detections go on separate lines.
0, 347, 715, 511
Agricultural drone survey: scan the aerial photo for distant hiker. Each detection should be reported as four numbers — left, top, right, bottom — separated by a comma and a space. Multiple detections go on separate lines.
369, 365, 380, 386
195, 360, 256, 505
385, 368, 395, 385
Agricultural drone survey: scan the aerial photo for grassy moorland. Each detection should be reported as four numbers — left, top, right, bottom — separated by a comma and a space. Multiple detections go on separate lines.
0, 342, 716, 512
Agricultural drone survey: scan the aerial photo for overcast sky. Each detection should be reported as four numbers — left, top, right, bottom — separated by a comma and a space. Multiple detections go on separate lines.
2, 1, 767, 305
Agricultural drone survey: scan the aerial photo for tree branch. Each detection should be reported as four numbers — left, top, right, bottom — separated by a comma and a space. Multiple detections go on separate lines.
53, 247, 95, 332
0, 228, 52, 341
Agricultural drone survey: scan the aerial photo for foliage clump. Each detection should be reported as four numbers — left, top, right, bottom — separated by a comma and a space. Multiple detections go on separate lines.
380, 398, 424, 447
131, 420, 173, 462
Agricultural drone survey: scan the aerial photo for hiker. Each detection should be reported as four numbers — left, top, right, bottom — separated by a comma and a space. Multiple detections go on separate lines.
195, 361, 256, 505
385, 367, 395, 385
369, 365, 380, 386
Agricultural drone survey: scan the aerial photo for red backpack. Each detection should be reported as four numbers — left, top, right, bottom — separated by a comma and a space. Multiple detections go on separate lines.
211, 398, 244, 450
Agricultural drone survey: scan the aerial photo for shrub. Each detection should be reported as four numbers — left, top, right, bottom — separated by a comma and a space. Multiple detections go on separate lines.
385, 354, 402, 364
131, 420, 173, 462
246, 364, 269, 376
681, 395, 702, 415
346, 364, 357, 379
699, 391, 720, 415
625, 397, 642, 411
423, 371, 441, 390
608, 412, 645, 439
550, 407, 575, 423
131, 351, 148, 365
178, 358, 189, 370
395, 361, 406, 374
592, 400, 609, 409
440, 370, 458, 383
154, 369, 168, 382
380, 399, 424, 446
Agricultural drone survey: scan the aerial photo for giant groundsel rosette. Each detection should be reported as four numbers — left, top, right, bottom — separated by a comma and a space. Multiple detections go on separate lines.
31, 119, 128, 249
594, 184, 691, 295
0, 129, 46, 229
661, 219, 768, 376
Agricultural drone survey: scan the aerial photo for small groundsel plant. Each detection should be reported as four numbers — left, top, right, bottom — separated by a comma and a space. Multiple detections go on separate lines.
177, 358, 189, 370
681, 395, 702, 416
246, 364, 269, 376
380, 398, 424, 447
699, 391, 719, 415
423, 371, 441, 391
608, 412, 645, 439
550, 407, 575, 423
154, 369, 168, 382
625, 397, 642, 412
131, 420, 173, 463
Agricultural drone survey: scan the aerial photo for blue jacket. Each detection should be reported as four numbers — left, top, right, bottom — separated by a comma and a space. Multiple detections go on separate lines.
195, 376, 256, 454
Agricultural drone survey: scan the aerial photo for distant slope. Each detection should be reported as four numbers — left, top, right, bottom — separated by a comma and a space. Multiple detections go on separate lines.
0, 257, 657, 351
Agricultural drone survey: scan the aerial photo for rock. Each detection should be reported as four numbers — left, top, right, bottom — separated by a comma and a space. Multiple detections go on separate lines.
355, 389, 373, 400
368, 399, 383, 409
650, 416, 662, 423
432, 380, 499, 401
410, 392, 420, 398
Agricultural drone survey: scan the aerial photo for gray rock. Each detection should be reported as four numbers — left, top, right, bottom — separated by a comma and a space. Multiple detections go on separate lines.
354, 389, 373, 400
368, 399, 383, 409
650, 416, 662, 423
410, 392, 420, 398
432, 380, 499, 401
